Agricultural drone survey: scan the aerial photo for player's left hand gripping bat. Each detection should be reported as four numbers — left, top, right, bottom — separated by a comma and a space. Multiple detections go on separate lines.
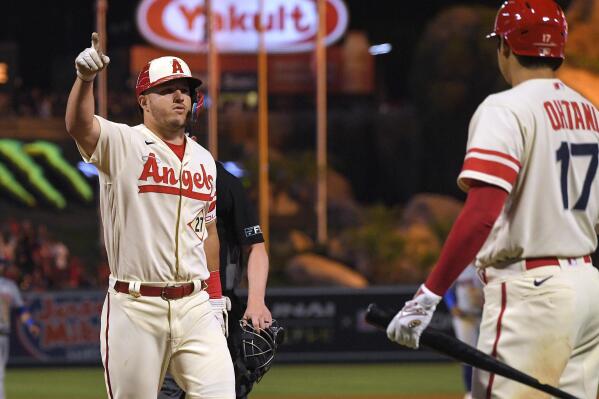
365, 304, 579, 399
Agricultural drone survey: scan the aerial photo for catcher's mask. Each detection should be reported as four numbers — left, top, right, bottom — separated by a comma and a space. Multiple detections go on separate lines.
240, 319, 284, 379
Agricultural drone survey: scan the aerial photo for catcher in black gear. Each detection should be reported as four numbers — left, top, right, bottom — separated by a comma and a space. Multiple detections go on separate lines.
159, 161, 278, 399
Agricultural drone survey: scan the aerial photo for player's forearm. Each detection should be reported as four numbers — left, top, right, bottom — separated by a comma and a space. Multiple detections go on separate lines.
65, 78, 100, 157
205, 222, 220, 273
65, 78, 95, 138
247, 242, 269, 305
424, 183, 508, 296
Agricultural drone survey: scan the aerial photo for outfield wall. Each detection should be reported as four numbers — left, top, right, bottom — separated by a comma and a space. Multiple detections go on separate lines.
9, 287, 454, 366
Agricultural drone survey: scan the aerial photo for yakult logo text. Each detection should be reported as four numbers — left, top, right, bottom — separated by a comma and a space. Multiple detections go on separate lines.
136, 0, 349, 53
138, 153, 214, 201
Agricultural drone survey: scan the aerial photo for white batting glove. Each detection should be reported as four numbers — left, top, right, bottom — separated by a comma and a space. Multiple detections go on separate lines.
75, 32, 110, 82
210, 296, 231, 337
386, 284, 442, 349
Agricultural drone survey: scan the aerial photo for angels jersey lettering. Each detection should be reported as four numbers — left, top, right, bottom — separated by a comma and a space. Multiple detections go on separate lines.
458, 79, 599, 268
77, 116, 217, 283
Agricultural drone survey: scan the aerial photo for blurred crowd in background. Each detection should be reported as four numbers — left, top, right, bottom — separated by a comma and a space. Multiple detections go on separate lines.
0, 91, 60, 119
0, 219, 106, 291
0, 90, 140, 120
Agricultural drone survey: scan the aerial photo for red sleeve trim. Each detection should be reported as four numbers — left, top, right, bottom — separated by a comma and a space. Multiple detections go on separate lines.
462, 158, 518, 186
467, 148, 521, 167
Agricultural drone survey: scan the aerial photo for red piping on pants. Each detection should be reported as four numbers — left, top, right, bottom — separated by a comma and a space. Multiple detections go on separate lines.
486, 282, 507, 399
104, 294, 114, 399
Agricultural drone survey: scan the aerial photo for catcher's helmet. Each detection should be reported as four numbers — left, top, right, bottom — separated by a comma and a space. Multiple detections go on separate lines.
487, 0, 567, 59
240, 319, 284, 382
135, 56, 202, 97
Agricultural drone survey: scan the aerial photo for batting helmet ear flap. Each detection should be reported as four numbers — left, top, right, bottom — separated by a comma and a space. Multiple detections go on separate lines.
191, 88, 205, 124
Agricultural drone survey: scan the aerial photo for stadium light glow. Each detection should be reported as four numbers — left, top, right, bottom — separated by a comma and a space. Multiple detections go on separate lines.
369, 43, 392, 55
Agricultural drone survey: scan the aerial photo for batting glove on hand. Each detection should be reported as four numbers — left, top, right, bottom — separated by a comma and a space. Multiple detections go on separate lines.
386, 284, 442, 349
210, 296, 231, 337
75, 32, 110, 82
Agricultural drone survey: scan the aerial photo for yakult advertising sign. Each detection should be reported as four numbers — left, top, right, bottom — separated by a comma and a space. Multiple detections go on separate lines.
136, 0, 349, 53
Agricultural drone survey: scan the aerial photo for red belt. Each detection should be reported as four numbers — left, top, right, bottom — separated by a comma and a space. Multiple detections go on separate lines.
524, 255, 592, 270
114, 281, 196, 300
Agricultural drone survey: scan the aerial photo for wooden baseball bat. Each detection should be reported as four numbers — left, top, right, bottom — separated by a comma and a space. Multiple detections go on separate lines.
365, 304, 579, 399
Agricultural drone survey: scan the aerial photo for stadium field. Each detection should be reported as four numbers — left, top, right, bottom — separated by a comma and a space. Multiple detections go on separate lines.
5, 363, 465, 398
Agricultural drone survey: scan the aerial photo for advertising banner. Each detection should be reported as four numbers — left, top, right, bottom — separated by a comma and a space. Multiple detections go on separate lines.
10, 291, 105, 365
9, 287, 453, 365
265, 286, 453, 362
136, 0, 349, 53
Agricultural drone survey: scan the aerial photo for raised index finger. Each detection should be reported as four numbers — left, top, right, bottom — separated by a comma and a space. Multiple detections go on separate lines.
91, 32, 100, 50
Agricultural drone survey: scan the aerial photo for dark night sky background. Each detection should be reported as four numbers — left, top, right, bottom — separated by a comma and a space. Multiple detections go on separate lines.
0, 0, 516, 99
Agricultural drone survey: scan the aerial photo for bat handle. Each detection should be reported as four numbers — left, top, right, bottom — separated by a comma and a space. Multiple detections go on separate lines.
365, 303, 394, 328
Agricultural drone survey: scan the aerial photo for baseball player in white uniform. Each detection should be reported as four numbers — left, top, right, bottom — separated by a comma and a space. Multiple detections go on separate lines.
65, 33, 234, 399
0, 273, 38, 399
386, 1, 599, 398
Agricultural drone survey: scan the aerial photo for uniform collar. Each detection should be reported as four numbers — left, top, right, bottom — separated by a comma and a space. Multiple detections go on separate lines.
135, 124, 193, 164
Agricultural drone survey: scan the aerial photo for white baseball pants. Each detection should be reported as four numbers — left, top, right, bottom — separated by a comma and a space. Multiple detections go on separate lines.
100, 284, 235, 399
473, 258, 599, 399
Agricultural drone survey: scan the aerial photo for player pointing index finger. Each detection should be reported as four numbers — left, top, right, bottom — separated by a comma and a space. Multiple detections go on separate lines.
65, 34, 235, 399
386, 1, 599, 398
91, 32, 109, 66
91, 32, 99, 49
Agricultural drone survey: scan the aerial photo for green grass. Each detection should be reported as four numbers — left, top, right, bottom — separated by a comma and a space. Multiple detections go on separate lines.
5, 363, 463, 398
252, 364, 463, 396
6, 368, 106, 399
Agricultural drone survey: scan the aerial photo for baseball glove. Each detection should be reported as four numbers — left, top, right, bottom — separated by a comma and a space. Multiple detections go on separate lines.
239, 319, 285, 383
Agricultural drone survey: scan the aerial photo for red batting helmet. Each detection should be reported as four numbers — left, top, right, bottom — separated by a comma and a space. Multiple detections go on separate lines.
135, 56, 202, 97
487, 0, 568, 59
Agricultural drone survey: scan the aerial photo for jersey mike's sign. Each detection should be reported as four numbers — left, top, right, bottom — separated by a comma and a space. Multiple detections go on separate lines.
136, 0, 349, 53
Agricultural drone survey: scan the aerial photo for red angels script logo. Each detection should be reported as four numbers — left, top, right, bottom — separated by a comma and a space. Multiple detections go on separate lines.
136, 0, 349, 53
138, 153, 214, 201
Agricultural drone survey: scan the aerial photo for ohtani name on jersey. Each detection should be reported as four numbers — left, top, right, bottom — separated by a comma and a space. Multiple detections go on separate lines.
137, 152, 214, 200
543, 100, 599, 133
